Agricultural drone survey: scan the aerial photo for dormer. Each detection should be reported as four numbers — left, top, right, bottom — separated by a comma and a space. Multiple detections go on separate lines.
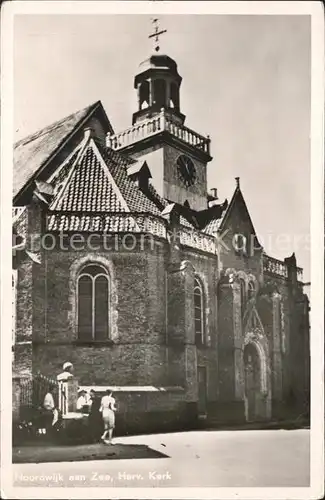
161, 202, 180, 227
127, 160, 152, 191
33, 180, 55, 205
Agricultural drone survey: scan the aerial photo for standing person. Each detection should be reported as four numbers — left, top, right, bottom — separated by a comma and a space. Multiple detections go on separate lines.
76, 390, 88, 413
39, 384, 59, 435
57, 362, 74, 415
57, 362, 74, 382
88, 389, 103, 443
99, 390, 117, 444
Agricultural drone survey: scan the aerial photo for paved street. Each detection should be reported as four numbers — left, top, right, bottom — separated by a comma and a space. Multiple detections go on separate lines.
12, 429, 310, 488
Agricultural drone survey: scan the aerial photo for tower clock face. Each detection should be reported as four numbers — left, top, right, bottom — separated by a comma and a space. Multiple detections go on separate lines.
176, 155, 196, 187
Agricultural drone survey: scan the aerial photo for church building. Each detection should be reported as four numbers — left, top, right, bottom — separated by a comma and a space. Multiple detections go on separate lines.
12, 27, 310, 430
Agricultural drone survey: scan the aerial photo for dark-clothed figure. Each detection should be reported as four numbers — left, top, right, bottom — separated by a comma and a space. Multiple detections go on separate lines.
88, 389, 103, 443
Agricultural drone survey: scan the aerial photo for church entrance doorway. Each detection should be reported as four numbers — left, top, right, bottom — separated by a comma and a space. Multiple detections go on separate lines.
197, 366, 207, 417
244, 342, 266, 422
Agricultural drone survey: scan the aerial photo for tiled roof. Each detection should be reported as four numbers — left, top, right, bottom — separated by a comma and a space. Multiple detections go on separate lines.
97, 142, 161, 215
47, 140, 164, 232
12, 207, 28, 238
50, 149, 81, 194
146, 183, 195, 229
46, 138, 199, 236
13, 101, 109, 200
101, 146, 135, 169
203, 215, 224, 235
201, 201, 229, 235
53, 147, 125, 213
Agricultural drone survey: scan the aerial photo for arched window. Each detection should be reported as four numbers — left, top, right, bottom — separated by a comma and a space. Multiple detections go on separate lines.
240, 279, 246, 317
194, 277, 205, 345
77, 264, 110, 341
248, 281, 255, 301
139, 81, 149, 110
170, 82, 179, 109
153, 79, 167, 108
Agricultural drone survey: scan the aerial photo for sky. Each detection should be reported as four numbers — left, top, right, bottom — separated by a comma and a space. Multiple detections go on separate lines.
14, 14, 311, 281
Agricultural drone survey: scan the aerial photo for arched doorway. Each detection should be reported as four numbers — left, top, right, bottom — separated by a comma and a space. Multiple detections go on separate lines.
244, 342, 268, 421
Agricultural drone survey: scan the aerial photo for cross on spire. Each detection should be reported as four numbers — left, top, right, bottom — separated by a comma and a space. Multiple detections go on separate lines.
149, 18, 167, 52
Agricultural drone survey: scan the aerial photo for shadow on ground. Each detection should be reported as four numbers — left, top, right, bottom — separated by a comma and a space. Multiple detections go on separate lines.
13, 443, 169, 464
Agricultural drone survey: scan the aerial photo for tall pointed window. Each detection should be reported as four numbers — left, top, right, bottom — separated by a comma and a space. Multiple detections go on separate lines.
194, 277, 205, 346
77, 264, 109, 341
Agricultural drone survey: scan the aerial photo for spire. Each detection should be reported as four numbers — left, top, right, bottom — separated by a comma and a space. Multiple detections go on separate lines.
148, 18, 167, 53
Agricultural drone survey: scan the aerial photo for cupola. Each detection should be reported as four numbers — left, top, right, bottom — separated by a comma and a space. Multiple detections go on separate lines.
132, 20, 185, 126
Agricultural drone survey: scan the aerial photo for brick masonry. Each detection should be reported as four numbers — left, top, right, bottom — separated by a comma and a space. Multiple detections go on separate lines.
12, 65, 310, 431
12, 167, 310, 428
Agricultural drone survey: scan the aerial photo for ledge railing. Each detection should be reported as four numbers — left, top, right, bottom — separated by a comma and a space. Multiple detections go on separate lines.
106, 110, 210, 156
263, 254, 288, 278
45, 211, 219, 254
263, 254, 303, 281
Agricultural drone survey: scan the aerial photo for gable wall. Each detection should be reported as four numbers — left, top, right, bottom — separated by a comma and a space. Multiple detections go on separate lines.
218, 193, 263, 279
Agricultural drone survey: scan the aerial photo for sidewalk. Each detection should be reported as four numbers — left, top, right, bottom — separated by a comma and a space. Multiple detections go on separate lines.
13, 419, 309, 464
13, 441, 168, 464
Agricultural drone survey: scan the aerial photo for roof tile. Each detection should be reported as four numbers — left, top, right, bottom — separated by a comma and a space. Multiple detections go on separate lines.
52, 146, 125, 213
14, 101, 104, 199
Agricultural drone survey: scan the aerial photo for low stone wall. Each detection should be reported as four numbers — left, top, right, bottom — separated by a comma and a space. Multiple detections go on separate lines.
80, 385, 198, 434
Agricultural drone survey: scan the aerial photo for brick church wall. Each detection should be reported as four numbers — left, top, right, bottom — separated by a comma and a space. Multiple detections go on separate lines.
17, 223, 222, 424
31, 237, 169, 389
182, 249, 219, 405
13, 200, 309, 426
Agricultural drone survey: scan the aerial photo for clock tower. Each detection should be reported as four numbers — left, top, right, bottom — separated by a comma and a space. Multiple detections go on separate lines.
106, 20, 212, 211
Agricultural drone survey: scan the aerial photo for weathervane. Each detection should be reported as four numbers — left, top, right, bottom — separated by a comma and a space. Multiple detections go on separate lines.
148, 18, 167, 52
